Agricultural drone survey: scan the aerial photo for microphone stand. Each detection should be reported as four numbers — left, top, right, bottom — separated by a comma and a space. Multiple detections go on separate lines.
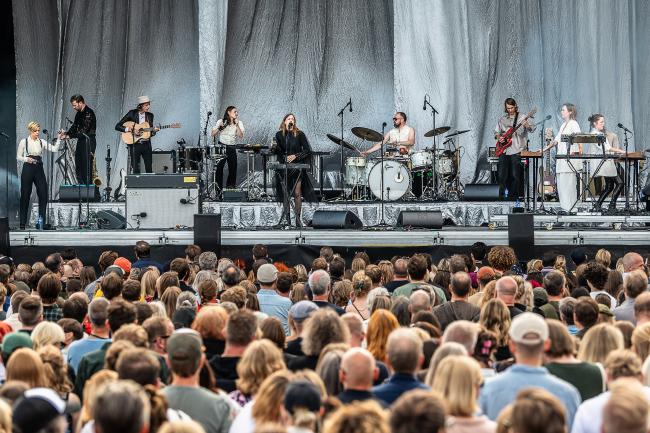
81, 132, 91, 228
378, 122, 388, 227
622, 128, 631, 213
2, 134, 8, 220
337, 99, 351, 198
197, 111, 212, 213
424, 97, 440, 199
44, 129, 53, 230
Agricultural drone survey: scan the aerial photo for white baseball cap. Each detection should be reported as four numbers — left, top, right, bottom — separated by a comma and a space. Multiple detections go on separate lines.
509, 312, 549, 345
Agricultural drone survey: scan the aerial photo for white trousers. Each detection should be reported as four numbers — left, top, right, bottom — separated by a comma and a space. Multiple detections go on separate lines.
557, 172, 578, 211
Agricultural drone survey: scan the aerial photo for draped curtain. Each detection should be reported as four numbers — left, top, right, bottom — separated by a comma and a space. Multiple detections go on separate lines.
9, 0, 649, 209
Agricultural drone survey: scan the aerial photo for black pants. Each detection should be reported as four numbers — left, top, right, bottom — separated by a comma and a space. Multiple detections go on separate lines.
131, 140, 152, 174
498, 153, 523, 199
20, 158, 48, 226
75, 135, 96, 184
215, 145, 238, 190
596, 175, 623, 209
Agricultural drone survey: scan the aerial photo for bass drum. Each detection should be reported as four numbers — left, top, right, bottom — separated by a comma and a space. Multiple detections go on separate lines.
368, 160, 411, 201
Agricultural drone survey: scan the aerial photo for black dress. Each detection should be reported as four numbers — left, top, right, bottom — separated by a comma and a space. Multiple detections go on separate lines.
272, 130, 317, 203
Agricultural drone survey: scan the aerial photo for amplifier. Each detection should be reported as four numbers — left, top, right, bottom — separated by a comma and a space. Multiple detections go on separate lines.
151, 151, 177, 174
126, 188, 199, 228
59, 185, 100, 202
222, 189, 248, 202
126, 174, 198, 189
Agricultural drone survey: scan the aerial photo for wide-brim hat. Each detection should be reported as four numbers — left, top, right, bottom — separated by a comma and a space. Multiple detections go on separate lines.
137, 95, 151, 105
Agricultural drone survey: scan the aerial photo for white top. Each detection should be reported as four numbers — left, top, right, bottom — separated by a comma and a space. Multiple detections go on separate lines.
555, 120, 581, 174
138, 111, 146, 124
588, 129, 618, 177
228, 399, 255, 433
387, 125, 414, 150
16, 137, 60, 163
212, 119, 244, 146
571, 386, 650, 433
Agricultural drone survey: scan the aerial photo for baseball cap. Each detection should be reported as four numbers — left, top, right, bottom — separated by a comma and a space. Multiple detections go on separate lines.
1, 332, 33, 355
598, 303, 614, 317
114, 257, 132, 274
477, 266, 496, 280
284, 380, 322, 414
509, 312, 549, 345
533, 287, 549, 307
13, 388, 80, 432
103, 265, 125, 278
289, 301, 319, 322
167, 329, 203, 361
257, 263, 278, 284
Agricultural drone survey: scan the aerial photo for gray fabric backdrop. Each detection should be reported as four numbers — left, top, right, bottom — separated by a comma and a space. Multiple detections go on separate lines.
9, 0, 650, 205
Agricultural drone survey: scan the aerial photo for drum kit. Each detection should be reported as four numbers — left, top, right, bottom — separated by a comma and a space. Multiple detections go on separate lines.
328, 125, 469, 201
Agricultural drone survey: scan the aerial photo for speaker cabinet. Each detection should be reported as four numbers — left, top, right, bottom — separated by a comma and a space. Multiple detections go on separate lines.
194, 214, 221, 258
508, 213, 534, 260
463, 184, 500, 201
126, 188, 198, 229
311, 210, 363, 230
58, 185, 100, 202
0, 218, 9, 256
151, 151, 177, 174
96, 210, 127, 230
397, 211, 443, 229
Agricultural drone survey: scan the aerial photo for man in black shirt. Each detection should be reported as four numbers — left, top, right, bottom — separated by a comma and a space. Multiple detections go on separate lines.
432, 272, 480, 330
115, 96, 158, 174
64, 94, 97, 184
384, 258, 410, 293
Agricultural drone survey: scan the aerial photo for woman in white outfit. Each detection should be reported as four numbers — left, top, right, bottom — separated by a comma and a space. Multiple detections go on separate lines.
543, 103, 581, 213
588, 114, 625, 212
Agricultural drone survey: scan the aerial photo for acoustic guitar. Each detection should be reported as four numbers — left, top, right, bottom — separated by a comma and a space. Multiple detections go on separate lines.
121, 121, 181, 145
495, 108, 537, 156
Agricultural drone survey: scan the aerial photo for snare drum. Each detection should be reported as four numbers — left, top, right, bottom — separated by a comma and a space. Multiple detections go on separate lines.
345, 156, 367, 186
410, 150, 433, 169
367, 160, 411, 201
179, 147, 202, 172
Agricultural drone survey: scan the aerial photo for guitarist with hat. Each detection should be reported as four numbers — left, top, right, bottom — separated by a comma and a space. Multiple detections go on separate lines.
114, 95, 159, 174
494, 98, 536, 200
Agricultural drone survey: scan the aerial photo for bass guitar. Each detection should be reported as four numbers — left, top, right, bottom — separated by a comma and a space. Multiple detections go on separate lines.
495, 108, 537, 157
538, 128, 556, 196
121, 121, 181, 145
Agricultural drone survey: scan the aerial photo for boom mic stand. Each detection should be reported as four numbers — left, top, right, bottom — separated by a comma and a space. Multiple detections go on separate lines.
337, 98, 352, 198
377, 122, 389, 227
44, 129, 54, 230
622, 127, 632, 213
197, 111, 212, 213
424, 96, 440, 199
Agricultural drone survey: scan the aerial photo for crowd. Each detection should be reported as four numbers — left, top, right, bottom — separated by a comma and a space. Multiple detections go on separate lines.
0, 240, 648, 433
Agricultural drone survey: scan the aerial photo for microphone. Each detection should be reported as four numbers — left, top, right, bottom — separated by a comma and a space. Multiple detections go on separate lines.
382, 122, 387, 128
0, 132, 9, 139
423, 95, 427, 111
207, 111, 212, 116
132, 212, 147, 218
618, 123, 633, 134
349, 97, 352, 113
544, 115, 551, 121
180, 198, 190, 204
42, 129, 49, 134
65, 117, 73, 124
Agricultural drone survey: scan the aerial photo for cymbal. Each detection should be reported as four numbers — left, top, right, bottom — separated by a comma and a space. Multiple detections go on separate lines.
351, 127, 383, 142
424, 126, 451, 137
326, 133, 355, 151
445, 129, 470, 138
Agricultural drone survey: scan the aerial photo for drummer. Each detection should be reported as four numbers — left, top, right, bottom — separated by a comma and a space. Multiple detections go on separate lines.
361, 111, 415, 156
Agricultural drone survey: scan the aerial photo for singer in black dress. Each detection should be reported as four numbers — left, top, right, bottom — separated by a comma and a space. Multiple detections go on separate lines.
273, 113, 316, 226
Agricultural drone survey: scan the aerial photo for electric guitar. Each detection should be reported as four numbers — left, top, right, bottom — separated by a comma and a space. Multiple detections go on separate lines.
539, 127, 556, 196
121, 121, 181, 145
495, 108, 537, 157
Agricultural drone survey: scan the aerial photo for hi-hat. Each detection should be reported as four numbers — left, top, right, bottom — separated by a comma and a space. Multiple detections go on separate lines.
424, 126, 451, 137
351, 127, 383, 142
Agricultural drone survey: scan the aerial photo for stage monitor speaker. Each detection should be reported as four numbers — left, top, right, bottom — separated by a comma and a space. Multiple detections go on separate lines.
194, 214, 221, 258
0, 218, 9, 256
151, 151, 177, 174
508, 213, 534, 260
96, 210, 127, 230
397, 211, 443, 229
311, 210, 363, 230
463, 183, 500, 201
58, 185, 100, 202
126, 187, 199, 229
222, 189, 248, 202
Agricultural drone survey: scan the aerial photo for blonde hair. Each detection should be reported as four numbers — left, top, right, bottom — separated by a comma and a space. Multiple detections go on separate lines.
236, 339, 286, 396
351, 271, 372, 297
31, 321, 65, 351
322, 400, 389, 433
431, 355, 482, 416
526, 259, 543, 274
38, 344, 73, 394
479, 298, 511, 346
81, 370, 119, 424
252, 370, 294, 424
595, 249, 612, 268
478, 280, 497, 310
366, 309, 400, 363
6, 348, 47, 388
496, 404, 513, 433
158, 421, 207, 433
141, 268, 160, 299
0, 399, 11, 433
602, 380, 649, 433
27, 121, 40, 132
161, 286, 181, 318
578, 323, 624, 364
192, 306, 228, 340
631, 322, 650, 362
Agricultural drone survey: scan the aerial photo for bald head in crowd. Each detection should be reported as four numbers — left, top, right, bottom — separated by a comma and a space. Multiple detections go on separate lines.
622, 252, 645, 273
393, 258, 408, 279
386, 328, 423, 374
341, 313, 365, 348
409, 290, 432, 316
309, 269, 331, 298
496, 276, 518, 305
442, 320, 479, 354
340, 348, 376, 390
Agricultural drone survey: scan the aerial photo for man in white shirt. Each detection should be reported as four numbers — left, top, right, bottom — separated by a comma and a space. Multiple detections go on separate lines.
362, 111, 415, 156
